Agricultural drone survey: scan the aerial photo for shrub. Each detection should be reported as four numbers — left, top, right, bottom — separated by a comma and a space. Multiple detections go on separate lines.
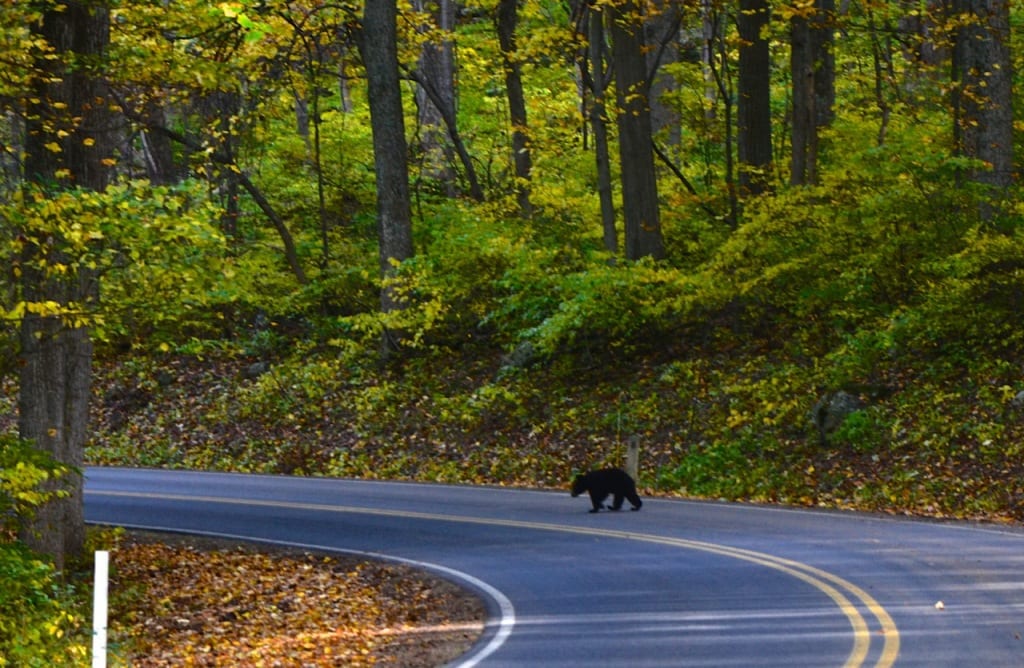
0, 436, 86, 666
0, 542, 85, 667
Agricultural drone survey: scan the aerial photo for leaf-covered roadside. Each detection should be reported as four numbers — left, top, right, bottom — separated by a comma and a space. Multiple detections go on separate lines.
82, 340, 1024, 523
109, 533, 485, 667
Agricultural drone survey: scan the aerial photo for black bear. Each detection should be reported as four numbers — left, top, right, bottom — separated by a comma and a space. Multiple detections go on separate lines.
571, 468, 643, 513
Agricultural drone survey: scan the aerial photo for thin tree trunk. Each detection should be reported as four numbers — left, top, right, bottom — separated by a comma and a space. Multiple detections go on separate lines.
116, 104, 310, 284
644, 0, 682, 145
497, 0, 533, 217
414, 0, 458, 194
790, 13, 816, 185
587, 5, 617, 255
407, 69, 484, 201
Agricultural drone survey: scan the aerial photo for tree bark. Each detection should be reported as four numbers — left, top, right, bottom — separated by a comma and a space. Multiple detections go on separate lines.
790, 0, 835, 186
952, 0, 1013, 211
737, 0, 773, 195
497, 0, 533, 217
586, 5, 618, 255
644, 0, 682, 145
414, 0, 458, 194
609, 0, 665, 260
19, 0, 114, 570
362, 0, 414, 341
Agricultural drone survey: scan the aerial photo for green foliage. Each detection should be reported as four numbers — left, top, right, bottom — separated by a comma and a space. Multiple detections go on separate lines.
0, 437, 86, 667
518, 260, 684, 355
656, 432, 805, 503
829, 408, 888, 455
0, 542, 86, 667
1, 179, 227, 351
91, 181, 226, 345
0, 435, 69, 538
704, 143, 978, 348
892, 226, 1024, 356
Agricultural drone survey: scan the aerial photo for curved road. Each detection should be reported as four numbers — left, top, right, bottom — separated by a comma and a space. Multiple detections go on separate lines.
85, 467, 1024, 667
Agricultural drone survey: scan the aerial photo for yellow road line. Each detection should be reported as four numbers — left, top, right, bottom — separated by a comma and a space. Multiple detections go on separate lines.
91, 490, 899, 666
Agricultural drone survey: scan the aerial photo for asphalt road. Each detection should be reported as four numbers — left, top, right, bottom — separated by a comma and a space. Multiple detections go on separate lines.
85, 467, 1024, 667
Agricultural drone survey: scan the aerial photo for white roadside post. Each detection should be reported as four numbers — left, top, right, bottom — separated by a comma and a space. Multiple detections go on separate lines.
92, 550, 109, 668
625, 435, 640, 481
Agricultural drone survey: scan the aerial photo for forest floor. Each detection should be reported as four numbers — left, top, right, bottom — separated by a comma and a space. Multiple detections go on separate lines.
106, 530, 485, 666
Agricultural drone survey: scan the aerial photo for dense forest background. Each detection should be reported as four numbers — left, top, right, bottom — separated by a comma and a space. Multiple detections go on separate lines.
2, 0, 1023, 597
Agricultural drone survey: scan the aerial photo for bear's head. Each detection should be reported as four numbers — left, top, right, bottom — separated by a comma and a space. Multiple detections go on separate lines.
570, 474, 586, 497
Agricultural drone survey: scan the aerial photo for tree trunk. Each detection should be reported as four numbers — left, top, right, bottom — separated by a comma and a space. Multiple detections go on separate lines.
586, 5, 618, 256
952, 0, 1013, 212
497, 0, 533, 217
18, 273, 92, 573
362, 0, 414, 347
790, 0, 835, 186
644, 0, 682, 145
813, 0, 836, 130
609, 0, 665, 260
737, 0, 773, 195
790, 15, 815, 185
19, 0, 114, 571
414, 0, 458, 194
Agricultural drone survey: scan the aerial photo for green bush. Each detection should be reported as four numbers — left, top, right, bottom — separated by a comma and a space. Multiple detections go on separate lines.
0, 436, 87, 666
0, 543, 85, 667
0, 435, 68, 537
830, 408, 888, 454
659, 435, 797, 502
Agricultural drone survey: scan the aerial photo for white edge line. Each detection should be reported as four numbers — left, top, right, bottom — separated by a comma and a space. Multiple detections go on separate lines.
86, 521, 515, 668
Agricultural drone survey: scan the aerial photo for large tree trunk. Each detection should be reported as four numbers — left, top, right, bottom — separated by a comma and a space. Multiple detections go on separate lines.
609, 0, 665, 260
362, 0, 414, 350
736, 0, 773, 196
17, 274, 92, 572
19, 0, 114, 571
952, 0, 1013, 213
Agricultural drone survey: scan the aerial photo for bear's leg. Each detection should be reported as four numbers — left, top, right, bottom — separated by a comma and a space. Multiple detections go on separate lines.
626, 490, 643, 510
609, 493, 625, 510
588, 490, 608, 512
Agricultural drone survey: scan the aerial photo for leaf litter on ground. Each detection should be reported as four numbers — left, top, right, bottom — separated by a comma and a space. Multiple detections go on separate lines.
108, 532, 485, 666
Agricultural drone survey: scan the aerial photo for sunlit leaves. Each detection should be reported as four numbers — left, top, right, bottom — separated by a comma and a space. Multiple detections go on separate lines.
0, 3, 48, 98
2, 179, 226, 345
111, 538, 483, 665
